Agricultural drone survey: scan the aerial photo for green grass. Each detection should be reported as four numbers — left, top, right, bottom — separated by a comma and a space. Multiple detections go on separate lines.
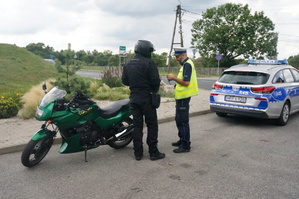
0, 43, 58, 94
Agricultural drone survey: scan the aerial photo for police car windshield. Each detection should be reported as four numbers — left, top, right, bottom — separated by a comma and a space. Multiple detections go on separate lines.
218, 71, 269, 85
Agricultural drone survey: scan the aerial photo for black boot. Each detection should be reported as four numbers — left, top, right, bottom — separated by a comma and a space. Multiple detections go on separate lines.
134, 144, 143, 161
171, 140, 181, 147
173, 146, 190, 153
150, 150, 165, 160
135, 154, 143, 161
134, 151, 143, 161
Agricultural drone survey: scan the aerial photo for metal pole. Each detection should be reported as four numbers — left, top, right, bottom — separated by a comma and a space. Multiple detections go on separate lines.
218, 60, 220, 76
119, 56, 121, 73
178, 5, 184, 47
167, 5, 179, 69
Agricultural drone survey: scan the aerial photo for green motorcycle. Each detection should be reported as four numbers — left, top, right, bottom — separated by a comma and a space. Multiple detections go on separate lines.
21, 83, 134, 167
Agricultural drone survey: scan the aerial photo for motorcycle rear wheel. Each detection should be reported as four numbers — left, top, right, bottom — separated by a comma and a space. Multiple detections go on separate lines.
108, 118, 133, 149
21, 136, 54, 167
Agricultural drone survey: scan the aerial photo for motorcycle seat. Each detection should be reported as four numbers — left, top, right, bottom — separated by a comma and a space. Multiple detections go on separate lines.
99, 99, 130, 119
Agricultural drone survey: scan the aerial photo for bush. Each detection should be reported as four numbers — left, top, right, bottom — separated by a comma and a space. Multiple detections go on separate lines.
102, 68, 122, 88
89, 80, 101, 97
53, 76, 91, 100
94, 85, 129, 101
0, 94, 21, 118
17, 79, 54, 119
158, 89, 174, 98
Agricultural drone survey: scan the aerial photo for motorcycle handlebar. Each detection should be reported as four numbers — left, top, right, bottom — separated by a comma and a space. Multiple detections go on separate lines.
67, 92, 95, 110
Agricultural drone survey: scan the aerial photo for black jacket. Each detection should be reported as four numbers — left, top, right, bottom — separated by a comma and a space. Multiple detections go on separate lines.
122, 53, 160, 98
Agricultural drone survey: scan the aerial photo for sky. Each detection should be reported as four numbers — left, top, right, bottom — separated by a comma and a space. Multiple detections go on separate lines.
1, 0, 299, 59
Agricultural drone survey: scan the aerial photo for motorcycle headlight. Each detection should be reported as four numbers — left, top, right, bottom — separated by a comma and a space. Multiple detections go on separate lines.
35, 107, 44, 119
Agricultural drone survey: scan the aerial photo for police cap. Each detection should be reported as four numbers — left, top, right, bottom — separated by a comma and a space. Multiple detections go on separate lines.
173, 48, 187, 56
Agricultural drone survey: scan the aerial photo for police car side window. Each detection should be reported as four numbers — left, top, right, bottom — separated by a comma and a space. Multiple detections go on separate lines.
290, 69, 299, 82
283, 69, 295, 83
273, 71, 284, 83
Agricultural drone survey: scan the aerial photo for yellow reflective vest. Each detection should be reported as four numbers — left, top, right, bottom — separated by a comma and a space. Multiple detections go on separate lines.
175, 58, 199, 100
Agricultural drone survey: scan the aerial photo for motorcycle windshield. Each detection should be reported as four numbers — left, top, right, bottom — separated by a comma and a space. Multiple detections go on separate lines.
40, 87, 67, 107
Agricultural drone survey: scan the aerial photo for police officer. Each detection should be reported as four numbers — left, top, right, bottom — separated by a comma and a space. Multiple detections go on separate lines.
166, 48, 199, 153
122, 40, 165, 161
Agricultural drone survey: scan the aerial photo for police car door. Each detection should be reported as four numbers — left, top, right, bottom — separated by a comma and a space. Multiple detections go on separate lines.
289, 68, 299, 111
283, 69, 299, 111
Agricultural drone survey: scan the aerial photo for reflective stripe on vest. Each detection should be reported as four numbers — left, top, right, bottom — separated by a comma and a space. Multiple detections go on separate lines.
175, 59, 199, 100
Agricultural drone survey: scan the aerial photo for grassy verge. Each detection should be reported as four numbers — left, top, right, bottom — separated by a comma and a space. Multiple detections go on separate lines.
0, 43, 58, 118
0, 44, 57, 94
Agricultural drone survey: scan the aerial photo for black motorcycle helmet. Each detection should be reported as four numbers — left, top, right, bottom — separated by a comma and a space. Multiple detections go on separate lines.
134, 40, 155, 58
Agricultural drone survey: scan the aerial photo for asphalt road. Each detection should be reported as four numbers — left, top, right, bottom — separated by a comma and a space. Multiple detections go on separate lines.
1, 113, 299, 199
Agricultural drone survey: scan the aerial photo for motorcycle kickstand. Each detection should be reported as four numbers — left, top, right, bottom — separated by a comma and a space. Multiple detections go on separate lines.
83, 145, 88, 162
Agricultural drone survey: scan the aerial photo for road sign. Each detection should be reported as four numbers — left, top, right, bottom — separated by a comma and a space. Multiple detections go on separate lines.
119, 46, 126, 57
216, 54, 222, 61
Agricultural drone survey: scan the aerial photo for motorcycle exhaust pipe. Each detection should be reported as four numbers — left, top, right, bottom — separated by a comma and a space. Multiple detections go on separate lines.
114, 124, 134, 139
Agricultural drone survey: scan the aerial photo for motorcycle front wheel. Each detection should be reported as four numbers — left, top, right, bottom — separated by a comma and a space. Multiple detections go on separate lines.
108, 118, 133, 149
21, 136, 54, 167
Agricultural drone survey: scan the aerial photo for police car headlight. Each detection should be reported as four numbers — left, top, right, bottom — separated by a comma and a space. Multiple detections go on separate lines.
35, 107, 44, 119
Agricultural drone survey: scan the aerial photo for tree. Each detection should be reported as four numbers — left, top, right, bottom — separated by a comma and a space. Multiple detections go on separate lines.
108, 55, 119, 66
54, 44, 87, 95
191, 3, 278, 67
288, 54, 299, 68
25, 42, 55, 59
152, 52, 168, 67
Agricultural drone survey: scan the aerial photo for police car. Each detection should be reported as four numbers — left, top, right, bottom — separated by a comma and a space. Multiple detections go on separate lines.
210, 60, 299, 126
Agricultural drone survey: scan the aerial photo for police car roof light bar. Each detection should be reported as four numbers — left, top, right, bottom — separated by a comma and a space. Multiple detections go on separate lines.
248, 59, 288, 65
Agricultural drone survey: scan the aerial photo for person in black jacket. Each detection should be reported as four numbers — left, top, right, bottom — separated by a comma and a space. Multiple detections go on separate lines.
122, 40, 165, 161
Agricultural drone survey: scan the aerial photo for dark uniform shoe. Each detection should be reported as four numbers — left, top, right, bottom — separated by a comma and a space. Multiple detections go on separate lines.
173, 147, 190, 153
150, 151, 165, 160
171, 140, 181, 146
135, 155, 143, 161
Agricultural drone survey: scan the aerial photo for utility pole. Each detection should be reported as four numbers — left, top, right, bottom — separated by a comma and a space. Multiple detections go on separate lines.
167, 4, 184, 68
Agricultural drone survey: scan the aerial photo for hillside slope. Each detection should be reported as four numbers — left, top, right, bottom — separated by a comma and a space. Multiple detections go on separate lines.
0, 43, 57, 93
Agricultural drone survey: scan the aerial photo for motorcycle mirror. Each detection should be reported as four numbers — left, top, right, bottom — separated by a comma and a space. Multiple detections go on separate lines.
42, 82, 47, 93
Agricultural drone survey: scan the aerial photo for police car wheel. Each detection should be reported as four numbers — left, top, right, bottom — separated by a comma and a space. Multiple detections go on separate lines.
216, 112, 227, 117
276, 102, 290, 126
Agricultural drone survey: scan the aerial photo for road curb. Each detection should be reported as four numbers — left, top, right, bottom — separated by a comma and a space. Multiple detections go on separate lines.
158, 109, 212, 124
0, 110, 212, 155
0, 138, 63, 156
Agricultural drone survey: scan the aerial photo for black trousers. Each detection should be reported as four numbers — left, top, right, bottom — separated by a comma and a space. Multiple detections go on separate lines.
175, 97, 191, 149
130, 96, 158, 155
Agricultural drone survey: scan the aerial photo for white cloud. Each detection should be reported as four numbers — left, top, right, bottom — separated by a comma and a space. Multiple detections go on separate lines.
0, 0, 299, 59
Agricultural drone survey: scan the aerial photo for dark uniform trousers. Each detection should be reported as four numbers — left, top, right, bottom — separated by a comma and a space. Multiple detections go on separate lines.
175, 97, 191, 150
130, 96, 158, 155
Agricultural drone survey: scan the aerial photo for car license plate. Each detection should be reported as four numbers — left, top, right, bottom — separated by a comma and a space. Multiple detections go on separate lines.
225, 95, 246, 103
